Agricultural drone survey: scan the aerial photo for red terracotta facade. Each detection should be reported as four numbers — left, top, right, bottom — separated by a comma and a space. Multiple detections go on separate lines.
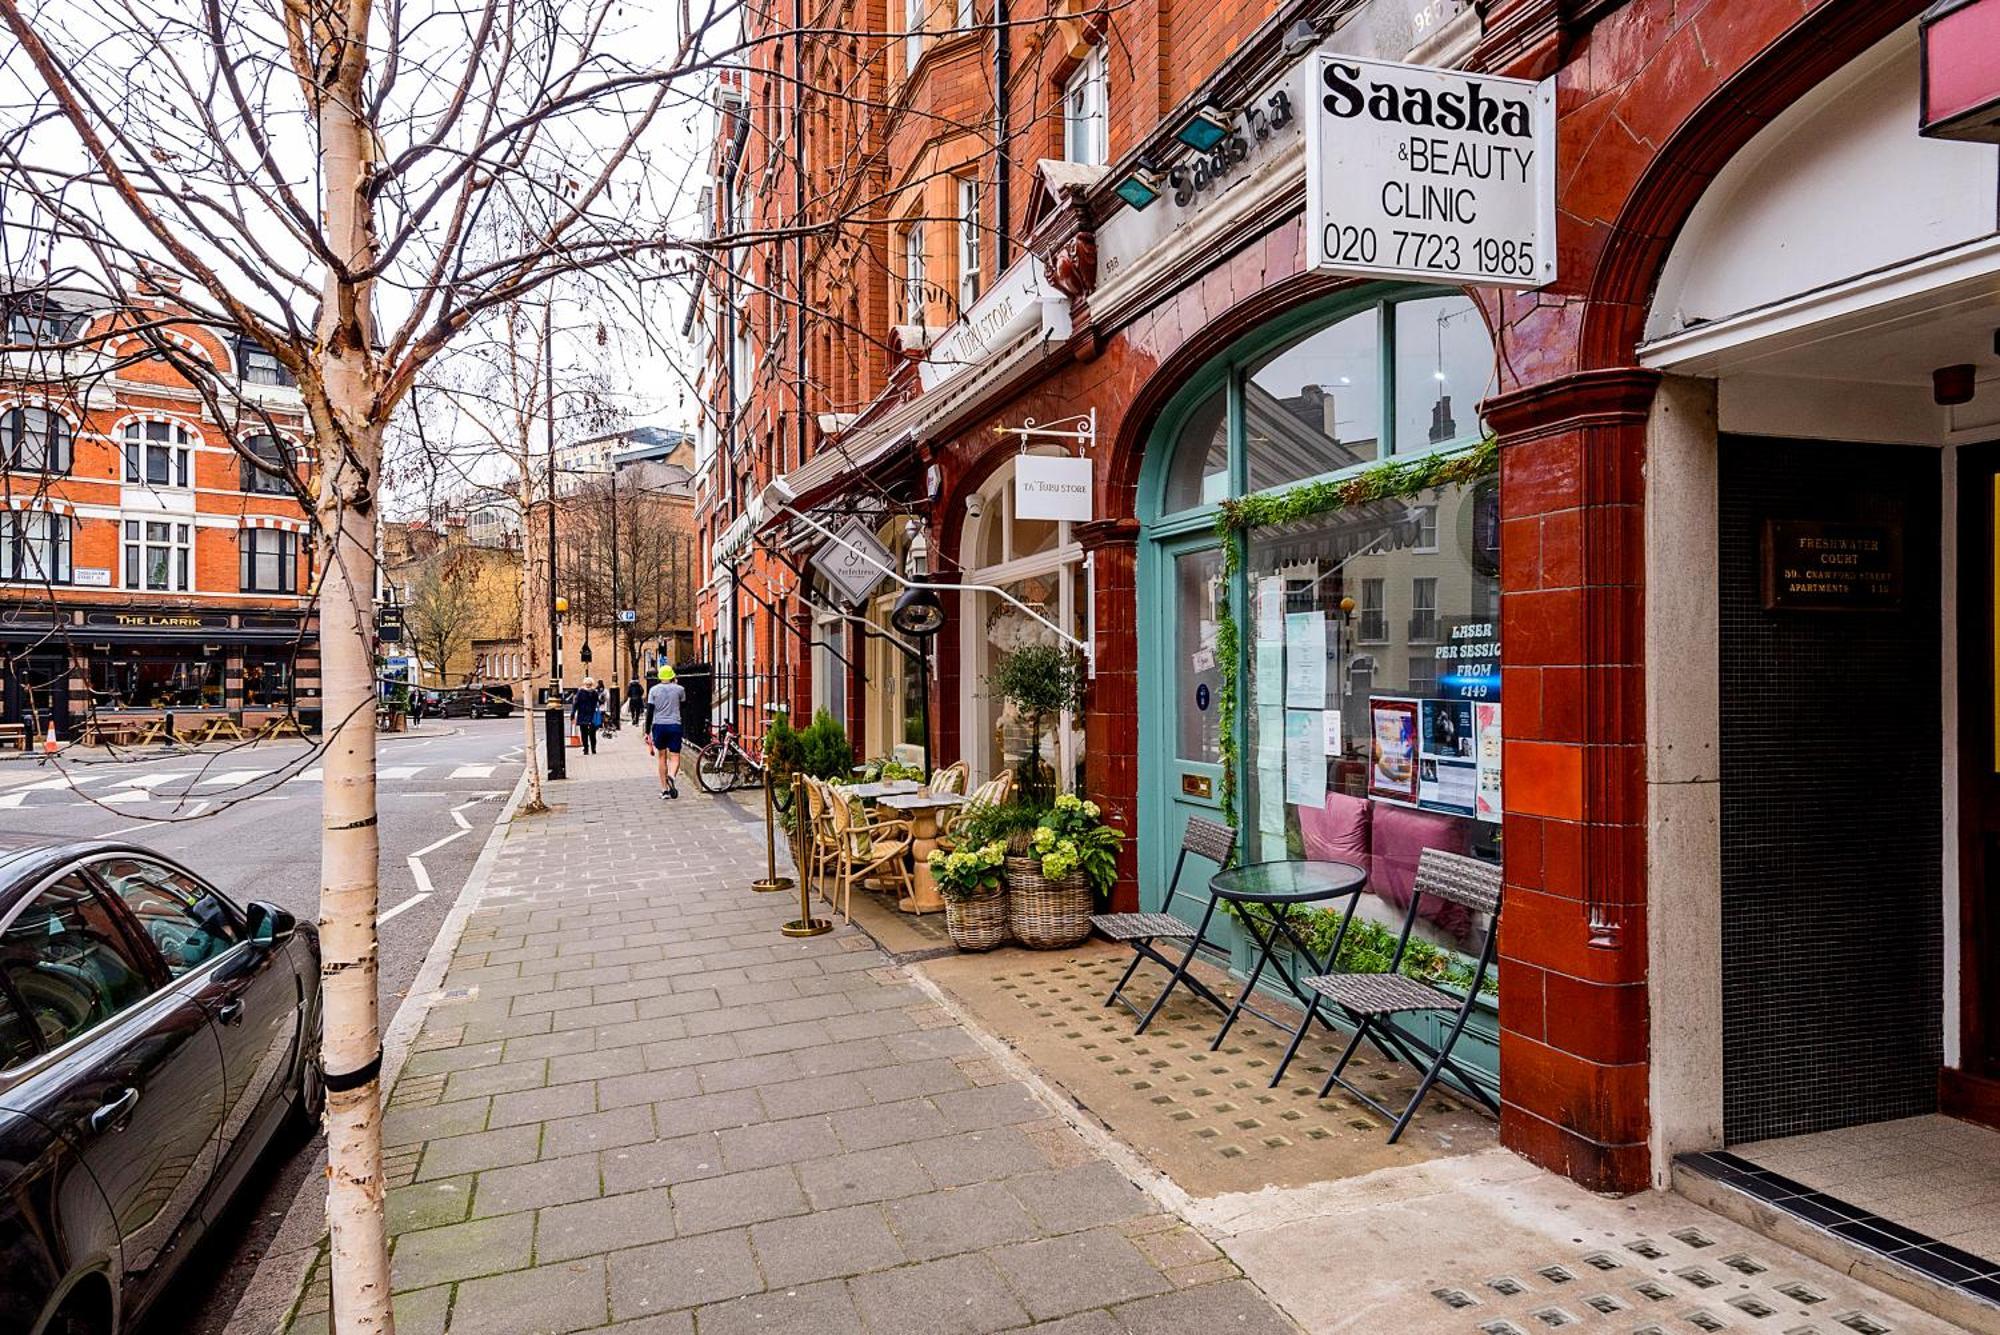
696, 0, 1935, 1195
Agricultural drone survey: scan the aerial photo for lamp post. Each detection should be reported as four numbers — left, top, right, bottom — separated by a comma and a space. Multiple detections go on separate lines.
544, 301, 560, 708
888, 581, 945, 776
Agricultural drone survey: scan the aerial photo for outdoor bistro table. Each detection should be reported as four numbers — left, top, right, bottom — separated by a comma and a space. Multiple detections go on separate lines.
1205, 859, 1369, 1055
843, 779, 923, 802
874, 791, 967, 915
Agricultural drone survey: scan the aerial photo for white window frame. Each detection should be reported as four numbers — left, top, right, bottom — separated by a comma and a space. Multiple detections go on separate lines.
1, 403, 74, 474
1063, 50, 1107, 166
904, 0, 926, 70
240, 527, 299, 594
1411, 576, 1438, 643
123, 517, 194, 593
1358, 576, 1387, 644
121, 419, 194, 490
901, 221, 927, 325
954, 0, 974, 27
0, 509, 71, 584
956, 177, 982, 313
1412, 503, 1439, 552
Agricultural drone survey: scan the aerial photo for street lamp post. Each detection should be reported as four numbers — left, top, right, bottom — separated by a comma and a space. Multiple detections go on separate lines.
545, 301, 560, 707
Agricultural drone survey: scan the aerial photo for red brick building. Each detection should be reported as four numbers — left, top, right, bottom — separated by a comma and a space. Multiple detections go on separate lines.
0, 289, 317, 739
698, 0, 2000, 1311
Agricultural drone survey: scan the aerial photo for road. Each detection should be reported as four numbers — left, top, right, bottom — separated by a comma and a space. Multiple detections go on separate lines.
0, 715, 535, 1335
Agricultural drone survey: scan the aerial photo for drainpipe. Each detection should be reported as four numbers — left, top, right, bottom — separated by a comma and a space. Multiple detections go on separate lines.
993, 0, 1011, 270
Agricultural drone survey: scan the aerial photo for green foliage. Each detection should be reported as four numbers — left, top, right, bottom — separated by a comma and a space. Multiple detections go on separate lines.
955, 799, 1052, 857
1207, 437, 1498, 837
796, 709, 855, 780
989, 644, 1085, 805
1224, 901, 1497, 996
1023, 793, 1125, 903
928, 839, 1007, 900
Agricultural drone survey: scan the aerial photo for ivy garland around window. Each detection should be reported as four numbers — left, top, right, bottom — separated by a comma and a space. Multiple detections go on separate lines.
1207, 434, 1499, 835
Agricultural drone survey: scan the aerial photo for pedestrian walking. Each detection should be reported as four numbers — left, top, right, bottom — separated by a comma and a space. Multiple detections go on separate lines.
573, 677, 602, 755
646, 665, 686, 799
626, 677, 644, 727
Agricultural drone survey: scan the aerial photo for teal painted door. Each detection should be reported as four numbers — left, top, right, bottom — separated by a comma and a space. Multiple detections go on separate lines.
1147, 535, 1228, 911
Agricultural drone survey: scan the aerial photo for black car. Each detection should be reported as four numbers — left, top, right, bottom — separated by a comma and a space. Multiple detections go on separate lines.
0, 834, 322, 1335
439, 684, 515, 719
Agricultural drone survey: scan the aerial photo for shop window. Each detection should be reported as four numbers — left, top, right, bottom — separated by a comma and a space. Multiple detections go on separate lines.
1064, 51, 1107, 165
124, 519, 192, 592
957, 177, 982, 313
0, 510, 71, 583
240, 528, 298, 594
1161, 385, 1229, 513
90, 654, 223, 709
1393, 295, 1492, 452
1245, 308, 1380, 489
122, 419, 193, 489
2, 404, 73, 473
240, 434, 292, 494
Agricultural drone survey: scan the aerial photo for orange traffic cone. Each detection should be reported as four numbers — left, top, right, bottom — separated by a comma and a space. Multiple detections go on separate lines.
41, 723, 58, 755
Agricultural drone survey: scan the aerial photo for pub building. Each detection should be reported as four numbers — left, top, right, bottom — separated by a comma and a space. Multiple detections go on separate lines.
703, 0, 2000, 1320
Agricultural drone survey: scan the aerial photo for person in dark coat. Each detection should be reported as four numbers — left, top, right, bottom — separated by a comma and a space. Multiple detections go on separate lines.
572, 678, 603, 755
626, 677, 645, 727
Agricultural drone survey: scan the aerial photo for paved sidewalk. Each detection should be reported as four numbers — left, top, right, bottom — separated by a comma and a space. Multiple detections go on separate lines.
282, 740, 1296, 1334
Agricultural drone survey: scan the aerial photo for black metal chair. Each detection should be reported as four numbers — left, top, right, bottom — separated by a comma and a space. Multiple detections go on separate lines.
1301, 847, 1503, 1143
1090, 816, 1236, 1033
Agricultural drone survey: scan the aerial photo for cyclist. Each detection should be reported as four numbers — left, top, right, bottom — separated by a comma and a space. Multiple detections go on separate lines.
645, 665, 687, 799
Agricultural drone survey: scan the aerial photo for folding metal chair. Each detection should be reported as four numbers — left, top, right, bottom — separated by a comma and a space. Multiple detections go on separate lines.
1301, 847, 1502, 1143
1089, 816, 1236, 1033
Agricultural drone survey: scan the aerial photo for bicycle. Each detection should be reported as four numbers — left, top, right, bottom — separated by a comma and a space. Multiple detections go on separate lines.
694, 720, 765, 793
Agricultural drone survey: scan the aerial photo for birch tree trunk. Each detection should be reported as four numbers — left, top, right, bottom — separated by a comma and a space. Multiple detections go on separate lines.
311, 5, 396, 1327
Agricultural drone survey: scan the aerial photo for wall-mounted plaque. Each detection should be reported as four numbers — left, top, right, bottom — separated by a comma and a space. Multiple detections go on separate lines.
1762, 518, 1904, 611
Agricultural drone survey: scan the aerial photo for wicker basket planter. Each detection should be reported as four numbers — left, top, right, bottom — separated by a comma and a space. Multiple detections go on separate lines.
943, 889, 1010, 951
1006, 856, 1091, 949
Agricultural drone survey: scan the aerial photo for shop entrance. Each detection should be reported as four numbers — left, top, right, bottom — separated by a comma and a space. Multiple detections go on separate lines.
1954, 443, 2000, 1106
1150, 534, 1227, 874
3, 649, 69, 740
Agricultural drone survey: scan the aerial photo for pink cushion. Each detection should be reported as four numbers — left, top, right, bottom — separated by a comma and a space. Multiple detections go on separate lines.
1298, 793, 1370, 865
1368, 802, 1473, 938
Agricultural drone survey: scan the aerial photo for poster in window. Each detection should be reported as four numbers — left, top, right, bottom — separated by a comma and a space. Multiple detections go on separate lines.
1418, 756, 1478, 812
1474, 701, 1503, 822
1419, 698, 1474, 760
1284, 710, 1327, 809
1284, 612, 1327, 708
1369, 697, 1419, 802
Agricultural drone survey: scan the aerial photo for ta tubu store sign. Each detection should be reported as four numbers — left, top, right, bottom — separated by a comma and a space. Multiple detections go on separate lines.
1306, 54, 1556, 289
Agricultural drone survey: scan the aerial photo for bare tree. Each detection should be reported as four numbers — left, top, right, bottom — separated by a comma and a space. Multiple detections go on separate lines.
401, 551, 485, 686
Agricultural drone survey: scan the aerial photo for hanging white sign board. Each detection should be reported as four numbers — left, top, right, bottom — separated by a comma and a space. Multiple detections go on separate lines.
1305, 53, 1556, 289
810, 517, 894, 608
1014, 454, 1094, 522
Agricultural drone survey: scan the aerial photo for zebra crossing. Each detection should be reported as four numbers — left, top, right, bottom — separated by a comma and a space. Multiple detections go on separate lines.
0, 762, 502, 809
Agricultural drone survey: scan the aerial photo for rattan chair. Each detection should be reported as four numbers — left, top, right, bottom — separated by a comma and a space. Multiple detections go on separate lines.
926, 760, 970, 796
824, 785, 914, 922
1089, 816, 1237, 1033
1300, 847, 1503, 1142
800, 777, 840, 903
937, 772, 1014, 852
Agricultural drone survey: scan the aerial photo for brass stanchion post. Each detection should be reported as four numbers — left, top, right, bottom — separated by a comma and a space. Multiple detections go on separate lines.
781, 775, 830, 938
751, 763, 793, 893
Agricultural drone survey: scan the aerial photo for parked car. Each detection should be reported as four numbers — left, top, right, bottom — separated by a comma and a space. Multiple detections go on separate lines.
0, 834, 323, 1335
439, 683, 515, 718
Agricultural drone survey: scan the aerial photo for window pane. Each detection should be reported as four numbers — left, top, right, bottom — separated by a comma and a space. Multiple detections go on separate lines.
1238, 482, 1501, 949
1161, 385, 1229, 514
146, 443, 170, 485
1175, 548, 1223, 764
1245, 309, 1381, 491
146, 545, 169, 590
96, 858, 239, 977
1394, 295, 1494, 453
0, 874, 152, 1050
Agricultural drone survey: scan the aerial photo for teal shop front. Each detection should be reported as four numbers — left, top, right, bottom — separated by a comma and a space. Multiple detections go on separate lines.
1134, 285, 1506, 1092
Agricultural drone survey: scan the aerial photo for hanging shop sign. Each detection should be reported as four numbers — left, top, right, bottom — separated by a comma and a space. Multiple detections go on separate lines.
1921, 0, 2000, 143
1761, 518, 1904, 611
811, 517, 894, 608
919, 257, 1072, 393
1305, 53, 1556, 288
1013, 454, 1094, 522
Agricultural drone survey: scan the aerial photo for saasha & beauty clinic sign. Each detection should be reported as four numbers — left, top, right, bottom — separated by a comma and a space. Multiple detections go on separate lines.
1305, 53, 1556, 289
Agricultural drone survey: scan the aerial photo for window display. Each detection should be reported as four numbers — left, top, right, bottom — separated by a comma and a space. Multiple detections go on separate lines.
90, 653, 222, 708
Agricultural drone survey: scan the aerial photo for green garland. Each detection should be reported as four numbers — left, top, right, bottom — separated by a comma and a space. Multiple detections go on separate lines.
1207, 436, 1498, 835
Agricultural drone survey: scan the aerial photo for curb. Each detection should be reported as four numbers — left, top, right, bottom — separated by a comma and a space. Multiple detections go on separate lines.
222, 763, 532, 1335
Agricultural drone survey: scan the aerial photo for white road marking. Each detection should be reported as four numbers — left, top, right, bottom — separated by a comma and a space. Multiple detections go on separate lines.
412, 828, 469, 859
113, 771, 194, 789
96, 800, 209, 837
451, 809, 472, 830
23, 773, 105, 791
290, 766, 324, 782
0, 791, 26, 809
194, 769, 270, 787
99, 790, 152, 805
405, 854, 435, 897
378, 765, 424, 780
379, 892, 430, 923
448, 764, 496, 779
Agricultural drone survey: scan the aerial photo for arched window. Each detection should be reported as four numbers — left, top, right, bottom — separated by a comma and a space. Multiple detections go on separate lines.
122, 418, 194, 489
1, 404, 73, 474
241, 433, 292, 495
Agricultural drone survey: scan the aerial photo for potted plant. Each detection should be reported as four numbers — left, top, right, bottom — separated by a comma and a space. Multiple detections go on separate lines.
1008, 793, 1125, 949
989, 644, 1083, 806
929, 839, 1010, 950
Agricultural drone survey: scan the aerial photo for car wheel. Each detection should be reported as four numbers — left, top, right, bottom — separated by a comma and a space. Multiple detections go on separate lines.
283, 1020, 325, 1145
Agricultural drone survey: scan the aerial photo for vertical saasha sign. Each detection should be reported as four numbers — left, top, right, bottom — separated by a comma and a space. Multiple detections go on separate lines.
1305, 54, 1556, 289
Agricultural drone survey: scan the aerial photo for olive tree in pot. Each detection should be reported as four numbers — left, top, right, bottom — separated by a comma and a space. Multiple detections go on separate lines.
989, 644, 1084, 807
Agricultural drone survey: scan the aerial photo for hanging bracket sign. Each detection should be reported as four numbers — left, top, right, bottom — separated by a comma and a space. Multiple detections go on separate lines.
810, 516, 894, 608
1014, 454, 1094, 522
1305, 53, 1556, 289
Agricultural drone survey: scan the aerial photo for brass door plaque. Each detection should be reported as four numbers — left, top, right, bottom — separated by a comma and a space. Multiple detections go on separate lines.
1180, 773, 1213, 799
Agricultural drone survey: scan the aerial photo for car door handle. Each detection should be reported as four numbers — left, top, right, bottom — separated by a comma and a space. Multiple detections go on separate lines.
90, 1087, 140, 1133
216, 999, 245, 1025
